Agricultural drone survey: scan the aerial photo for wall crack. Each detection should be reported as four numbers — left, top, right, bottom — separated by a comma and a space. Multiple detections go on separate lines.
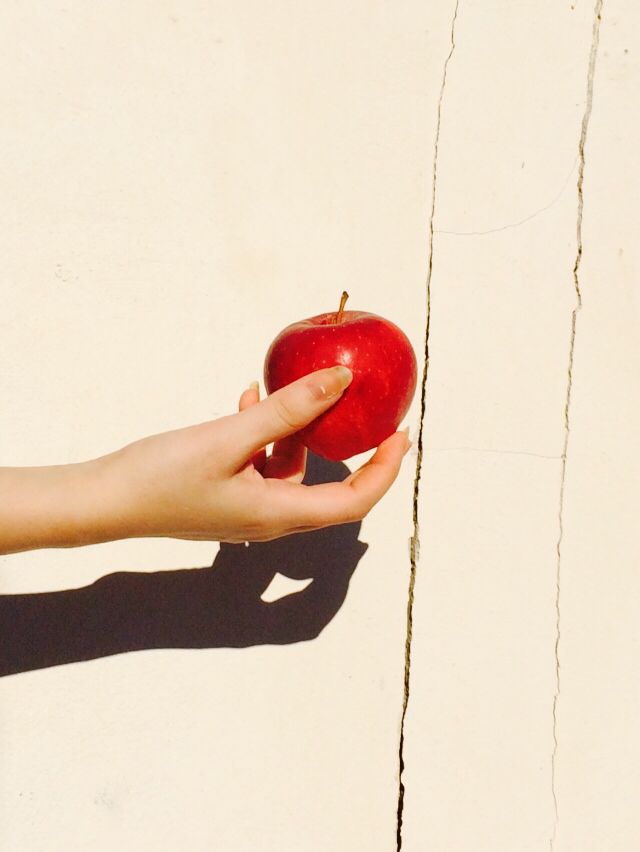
435, 154, 579, 237
550, 2, 604, 850
396, 3, 460, 850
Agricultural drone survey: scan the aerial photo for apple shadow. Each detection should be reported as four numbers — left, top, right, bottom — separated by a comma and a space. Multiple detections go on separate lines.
0, 454, 368, 677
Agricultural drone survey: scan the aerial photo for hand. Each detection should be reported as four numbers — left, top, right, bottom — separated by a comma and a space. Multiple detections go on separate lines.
104, 366, 411, 544
0, 366, 411, 554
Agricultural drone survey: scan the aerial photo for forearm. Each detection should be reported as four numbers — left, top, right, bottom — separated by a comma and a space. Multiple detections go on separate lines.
0, 457, 125, 555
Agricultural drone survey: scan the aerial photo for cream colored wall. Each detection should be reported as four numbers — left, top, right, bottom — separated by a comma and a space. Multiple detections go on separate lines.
1, 2, 638, 851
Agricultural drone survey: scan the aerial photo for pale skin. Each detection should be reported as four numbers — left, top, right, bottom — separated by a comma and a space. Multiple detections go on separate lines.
0, 366, 411, 556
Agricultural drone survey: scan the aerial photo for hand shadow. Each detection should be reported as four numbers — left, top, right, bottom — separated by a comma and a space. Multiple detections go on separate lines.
0, 454, 368, 677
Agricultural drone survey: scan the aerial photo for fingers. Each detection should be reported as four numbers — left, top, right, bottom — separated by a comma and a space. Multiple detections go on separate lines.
232, 366, 353, 465
265, 430, 411, 531
238, 382, 307, 479
238, 381, 267, 472
238, 382, 260, 412
342, 429, 410, 494
263, 436, 307, 483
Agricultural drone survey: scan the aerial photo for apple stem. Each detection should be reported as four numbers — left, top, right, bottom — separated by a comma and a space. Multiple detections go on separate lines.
335, 291, 349, 324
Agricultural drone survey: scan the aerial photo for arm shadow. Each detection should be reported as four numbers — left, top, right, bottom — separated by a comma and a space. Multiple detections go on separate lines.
0, 454, 368, 677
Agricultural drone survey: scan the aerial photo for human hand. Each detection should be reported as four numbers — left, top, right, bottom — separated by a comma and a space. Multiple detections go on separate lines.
0, 366, 412, 554
103, 366, 412, 544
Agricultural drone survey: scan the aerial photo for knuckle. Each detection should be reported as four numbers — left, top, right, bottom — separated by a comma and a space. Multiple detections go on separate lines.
272, 396, 304, 432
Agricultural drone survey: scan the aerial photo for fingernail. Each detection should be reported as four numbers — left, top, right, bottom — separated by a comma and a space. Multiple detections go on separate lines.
308, 366, 353, 400
249, 381, 259, 392
401, 426, 412, 451
333, 365, 353, 389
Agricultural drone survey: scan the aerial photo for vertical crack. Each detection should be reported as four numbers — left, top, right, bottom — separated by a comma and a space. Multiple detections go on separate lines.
550, 2, 604, 849
396, 3, 460, 849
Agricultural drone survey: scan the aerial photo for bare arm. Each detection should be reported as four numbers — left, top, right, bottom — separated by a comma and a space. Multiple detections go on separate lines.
0, 367, 410, 556
0, 458, 121, 554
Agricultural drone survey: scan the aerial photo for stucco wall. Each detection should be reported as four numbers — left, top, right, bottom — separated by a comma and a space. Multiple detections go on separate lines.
1, 2, 638, 850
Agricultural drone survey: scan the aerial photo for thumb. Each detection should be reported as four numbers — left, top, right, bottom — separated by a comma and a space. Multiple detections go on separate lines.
233, 366, 353, 462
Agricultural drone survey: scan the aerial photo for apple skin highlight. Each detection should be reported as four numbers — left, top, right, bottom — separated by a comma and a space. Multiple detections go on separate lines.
264, 308, 418, 461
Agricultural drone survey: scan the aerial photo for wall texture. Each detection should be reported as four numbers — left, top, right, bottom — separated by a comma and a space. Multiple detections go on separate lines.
1, 2, 638, 850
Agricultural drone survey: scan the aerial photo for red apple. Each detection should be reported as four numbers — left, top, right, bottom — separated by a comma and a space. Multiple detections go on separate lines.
263, 292, 418, 461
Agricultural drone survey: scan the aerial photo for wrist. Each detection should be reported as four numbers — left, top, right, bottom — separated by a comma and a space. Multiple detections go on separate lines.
69, 449, 140, 547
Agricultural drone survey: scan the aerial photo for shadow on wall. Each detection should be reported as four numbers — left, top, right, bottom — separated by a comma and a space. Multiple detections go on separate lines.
0, 454, 368, 678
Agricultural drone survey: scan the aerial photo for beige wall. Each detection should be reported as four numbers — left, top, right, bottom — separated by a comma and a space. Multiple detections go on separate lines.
1, 2, 638, 850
